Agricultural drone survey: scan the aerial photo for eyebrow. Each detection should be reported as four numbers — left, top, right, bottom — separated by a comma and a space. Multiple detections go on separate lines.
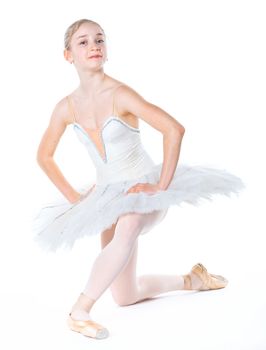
76, 33, 103, 40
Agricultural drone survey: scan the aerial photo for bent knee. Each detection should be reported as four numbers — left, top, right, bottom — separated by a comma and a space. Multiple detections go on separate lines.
110, 284, 138, 307
112, 295, 137, 307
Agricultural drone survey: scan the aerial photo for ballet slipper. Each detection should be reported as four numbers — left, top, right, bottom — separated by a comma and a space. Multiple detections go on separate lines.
68, 293, 109, 339
183, 263, 228, 290
67, 315, 109, 339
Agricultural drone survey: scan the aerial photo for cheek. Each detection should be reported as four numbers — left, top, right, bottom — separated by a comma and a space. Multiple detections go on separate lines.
101, 45, 107, 55
78, 47, 90, 58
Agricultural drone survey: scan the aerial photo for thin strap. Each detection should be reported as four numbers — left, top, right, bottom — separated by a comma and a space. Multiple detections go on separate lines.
66, 95, 77, 123
112, 84, 124, 117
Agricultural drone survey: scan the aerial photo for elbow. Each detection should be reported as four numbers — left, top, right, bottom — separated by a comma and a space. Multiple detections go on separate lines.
179, 125, 185, 136
36, 156, 45, 169
166, 124, 185, 140
173, 124, 185, 137
36, 153, 52, 168
36, 152, 43, 166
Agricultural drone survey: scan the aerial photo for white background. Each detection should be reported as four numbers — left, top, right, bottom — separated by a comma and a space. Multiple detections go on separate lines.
0, 0, 265, 349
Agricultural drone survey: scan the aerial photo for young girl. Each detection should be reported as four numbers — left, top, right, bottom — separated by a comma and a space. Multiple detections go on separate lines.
33, 19, 244, 340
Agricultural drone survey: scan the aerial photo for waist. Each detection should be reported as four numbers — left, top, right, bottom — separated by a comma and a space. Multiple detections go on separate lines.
95, 152, 156, 185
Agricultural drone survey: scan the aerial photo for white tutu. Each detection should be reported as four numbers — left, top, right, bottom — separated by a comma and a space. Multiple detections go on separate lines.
32, 162, 244, 252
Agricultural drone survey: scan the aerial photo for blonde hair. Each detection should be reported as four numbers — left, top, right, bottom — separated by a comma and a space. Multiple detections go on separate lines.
64, 18, 105, 50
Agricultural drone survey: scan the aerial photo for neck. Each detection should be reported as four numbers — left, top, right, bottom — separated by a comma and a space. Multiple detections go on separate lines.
76, 69, 107, 97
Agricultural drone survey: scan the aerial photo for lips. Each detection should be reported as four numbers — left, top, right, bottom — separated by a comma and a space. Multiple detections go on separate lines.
89, 55, 102, 59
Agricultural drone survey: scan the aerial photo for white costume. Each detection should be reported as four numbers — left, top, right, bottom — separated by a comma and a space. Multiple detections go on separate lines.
32, 92, 244, 252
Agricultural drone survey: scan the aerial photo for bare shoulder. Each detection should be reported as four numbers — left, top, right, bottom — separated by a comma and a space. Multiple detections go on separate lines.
113, 82, 185, 134
44, 96, 72, 136
113, 82, 149, 118
105, 75, 140, 98
45, 94, 76, 133
114, 83, 148, 115
113, 81, 143, 100
36, 96, 73, 161
107, 80, 144, 128
52, 95, 74, 125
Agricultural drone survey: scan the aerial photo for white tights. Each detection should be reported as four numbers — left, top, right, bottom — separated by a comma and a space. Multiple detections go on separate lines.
71, 209, 188, 320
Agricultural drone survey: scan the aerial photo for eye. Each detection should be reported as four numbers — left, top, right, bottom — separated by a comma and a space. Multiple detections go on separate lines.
97, 39, 104, 43
79, 40, 87, 45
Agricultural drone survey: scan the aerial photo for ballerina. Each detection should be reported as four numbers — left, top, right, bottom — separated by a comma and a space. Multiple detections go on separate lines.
33, 18, 244, 339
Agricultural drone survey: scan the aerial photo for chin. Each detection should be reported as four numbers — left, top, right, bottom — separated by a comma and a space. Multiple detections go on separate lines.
85, 65, 105, 73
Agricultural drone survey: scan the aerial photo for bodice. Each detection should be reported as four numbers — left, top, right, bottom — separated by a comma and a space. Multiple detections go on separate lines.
72, 115, 156, 185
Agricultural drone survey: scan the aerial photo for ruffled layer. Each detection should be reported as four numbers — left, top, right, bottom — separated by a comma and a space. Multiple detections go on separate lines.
32, 163, 245, 252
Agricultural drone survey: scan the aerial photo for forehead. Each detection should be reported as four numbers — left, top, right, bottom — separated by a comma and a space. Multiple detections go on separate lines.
73, 22, 105, 40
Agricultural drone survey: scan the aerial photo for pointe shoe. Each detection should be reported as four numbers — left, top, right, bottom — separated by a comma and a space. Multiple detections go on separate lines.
184, 263, 228, 290
68, 293, 109, 339
67, 314, 109, 339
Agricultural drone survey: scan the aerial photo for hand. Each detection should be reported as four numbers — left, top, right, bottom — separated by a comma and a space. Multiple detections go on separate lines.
126, 182, 161, 195
69, 192, 82, 204
69, 184, 96, 205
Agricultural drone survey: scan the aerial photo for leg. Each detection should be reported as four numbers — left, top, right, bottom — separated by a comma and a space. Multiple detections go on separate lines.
67, 222, 118, 340
108, 209, 187, 306
110, 238, 187, 306
70, 209, 228, 327
70, 210, 159, 320
106, 212, 228, 306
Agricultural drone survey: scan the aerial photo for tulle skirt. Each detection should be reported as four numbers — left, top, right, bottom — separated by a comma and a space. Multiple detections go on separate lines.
32, 163, 245, 252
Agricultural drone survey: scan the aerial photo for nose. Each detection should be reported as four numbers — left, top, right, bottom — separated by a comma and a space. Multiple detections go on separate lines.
91, 46, 101, 51
89, 46, 101, 55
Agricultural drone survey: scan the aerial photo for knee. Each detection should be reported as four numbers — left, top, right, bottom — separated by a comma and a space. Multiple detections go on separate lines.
112, 294, 137, 307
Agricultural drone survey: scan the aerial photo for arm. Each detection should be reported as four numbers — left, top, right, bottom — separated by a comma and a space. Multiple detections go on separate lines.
116, 85, 185, 191
36, 97, 81, 204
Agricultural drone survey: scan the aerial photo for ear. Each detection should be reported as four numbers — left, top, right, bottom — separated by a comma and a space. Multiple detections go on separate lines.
63, 49, 73, 64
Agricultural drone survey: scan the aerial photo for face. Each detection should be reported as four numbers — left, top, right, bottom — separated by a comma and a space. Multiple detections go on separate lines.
64, 22, 107, 70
